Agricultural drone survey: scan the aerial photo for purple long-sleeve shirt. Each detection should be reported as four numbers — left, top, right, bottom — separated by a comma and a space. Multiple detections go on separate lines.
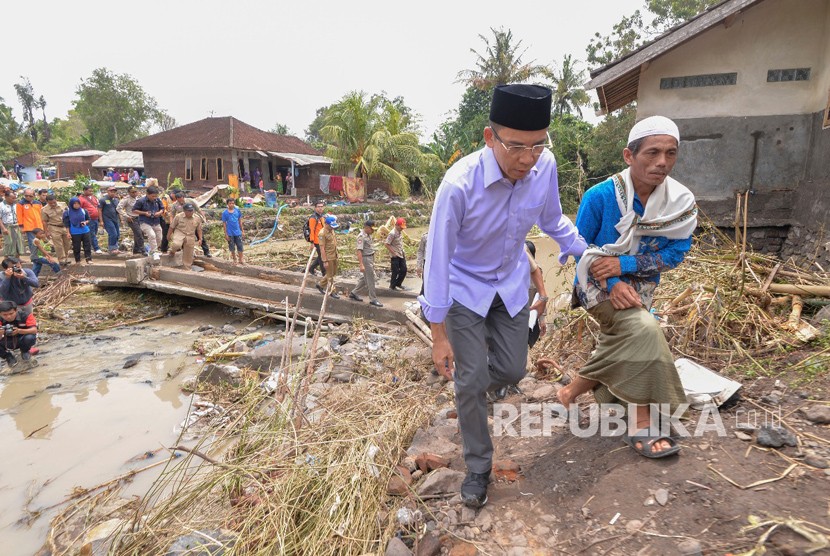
419, 147, 587, 323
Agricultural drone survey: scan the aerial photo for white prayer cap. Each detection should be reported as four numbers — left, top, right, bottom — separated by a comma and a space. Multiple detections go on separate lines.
627, 115, 680, 145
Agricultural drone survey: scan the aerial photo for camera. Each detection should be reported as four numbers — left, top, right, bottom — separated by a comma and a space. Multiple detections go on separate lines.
2, 324, 14, 336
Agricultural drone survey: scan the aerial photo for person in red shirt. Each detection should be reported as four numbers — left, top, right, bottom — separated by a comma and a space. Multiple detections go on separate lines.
78, 185, 102, 253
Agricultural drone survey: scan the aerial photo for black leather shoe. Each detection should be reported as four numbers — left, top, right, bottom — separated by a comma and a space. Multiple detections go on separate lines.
315, 284, 325, 294
461, 470, 490, 508
349, 292, 363, 302
369, 300, 383, 307
330, 292, 341, 299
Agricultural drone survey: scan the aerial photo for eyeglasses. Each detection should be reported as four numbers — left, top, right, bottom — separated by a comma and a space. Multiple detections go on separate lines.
490, 127, 552, 157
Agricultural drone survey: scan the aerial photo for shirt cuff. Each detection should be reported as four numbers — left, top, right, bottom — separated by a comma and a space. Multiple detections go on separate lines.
418, 294, 452, 323
619, 255, 637, 275
556, 235, 589, 265
606, 276, 622, 293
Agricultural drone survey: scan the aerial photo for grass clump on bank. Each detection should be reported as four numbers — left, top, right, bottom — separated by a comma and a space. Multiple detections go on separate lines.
116, 326, 436, 555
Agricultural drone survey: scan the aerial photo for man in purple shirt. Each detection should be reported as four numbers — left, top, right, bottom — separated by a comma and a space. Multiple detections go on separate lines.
419, 84, 587, 508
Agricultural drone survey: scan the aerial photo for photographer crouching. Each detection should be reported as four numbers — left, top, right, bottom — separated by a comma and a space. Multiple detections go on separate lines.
0, 256, 39, 318
0, 300, 38, 368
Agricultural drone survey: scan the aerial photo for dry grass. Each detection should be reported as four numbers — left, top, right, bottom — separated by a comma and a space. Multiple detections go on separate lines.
537, 218, 830, 380
112, 359, 433, 555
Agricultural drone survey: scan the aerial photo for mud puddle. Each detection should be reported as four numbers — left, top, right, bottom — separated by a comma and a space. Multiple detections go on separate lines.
0, 305, 237, 556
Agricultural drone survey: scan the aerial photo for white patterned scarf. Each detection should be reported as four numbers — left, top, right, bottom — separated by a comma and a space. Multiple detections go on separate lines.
576, 168, 698, 290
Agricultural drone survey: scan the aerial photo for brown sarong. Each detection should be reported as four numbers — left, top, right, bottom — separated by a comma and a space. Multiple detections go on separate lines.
579, 301, 686, 411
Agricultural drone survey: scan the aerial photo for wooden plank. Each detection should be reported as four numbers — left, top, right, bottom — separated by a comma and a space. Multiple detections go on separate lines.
760, 262, 781, 293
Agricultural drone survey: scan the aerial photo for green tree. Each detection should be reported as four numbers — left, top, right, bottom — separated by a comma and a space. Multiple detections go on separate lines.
0, 98, 34, 162
457, 27, 550, 90
584, 105, 637, 184
305, 105, 330, 149
14, 77, 50, 147
549, 114, 593, 212
156, 111, 178, 132
548, 55, 591, 118
43, 110, 89, 154
270, 122, 292, 135
587, 0, 719, 66
319, 91, 442, 197
73, 68, 161, 150
428, 86, 491, 166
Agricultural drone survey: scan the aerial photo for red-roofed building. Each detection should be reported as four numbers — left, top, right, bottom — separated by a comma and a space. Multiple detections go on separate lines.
120, 117, 331, 194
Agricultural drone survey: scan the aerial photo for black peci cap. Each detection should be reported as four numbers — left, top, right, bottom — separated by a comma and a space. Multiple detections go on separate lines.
489, 84, 552, 131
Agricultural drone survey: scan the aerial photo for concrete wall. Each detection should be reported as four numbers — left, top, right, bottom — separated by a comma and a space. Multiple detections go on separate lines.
781, 110, 830, 266
52, 156, 99, 179
671, 112, 812, 226
638, 0, 829, 119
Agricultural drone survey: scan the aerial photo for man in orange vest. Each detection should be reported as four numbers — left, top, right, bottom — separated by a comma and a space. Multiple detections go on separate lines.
306, 201, 326, 276
16, 188, 43, 255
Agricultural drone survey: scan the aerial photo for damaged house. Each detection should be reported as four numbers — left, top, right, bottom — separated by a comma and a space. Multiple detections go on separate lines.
119, 117, 331, 195
586, 0, 830, 265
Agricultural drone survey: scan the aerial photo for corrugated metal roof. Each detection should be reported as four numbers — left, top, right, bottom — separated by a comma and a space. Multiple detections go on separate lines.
585, 0, 767, 113
48, 150, 106, 159
92, 150, 144, 168
119, 117, 323, 155
268, 152, 332, 166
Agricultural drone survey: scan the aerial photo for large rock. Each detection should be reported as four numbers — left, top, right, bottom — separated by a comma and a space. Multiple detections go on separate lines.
800, 405, 830, 425
235, 338, 322, 372
756, 425, 798, 448
385, 537, 413, 556
387, 466, 413, 496
416, 468, 466, 496
416, 533, 442, 556
810, 305, 830, 326
197, 364, 243, 386
406, 425, 460, 458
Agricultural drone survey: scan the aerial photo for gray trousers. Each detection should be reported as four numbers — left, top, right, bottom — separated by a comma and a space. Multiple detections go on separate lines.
446, 295, 529, 474
352, 254, 378, 301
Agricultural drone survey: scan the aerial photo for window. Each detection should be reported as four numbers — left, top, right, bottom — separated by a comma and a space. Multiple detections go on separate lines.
268, 160, 274, 181
660, 72, 738, 89
216, 158, 224, 180
767, 68, 811, 82
200, 158, 208, 180
185, 158, 192, 181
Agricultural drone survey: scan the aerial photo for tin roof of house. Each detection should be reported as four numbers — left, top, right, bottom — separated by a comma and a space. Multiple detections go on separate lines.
119, 116, 322, 155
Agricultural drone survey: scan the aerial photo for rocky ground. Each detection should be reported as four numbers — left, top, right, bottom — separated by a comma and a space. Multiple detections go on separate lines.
383, 360, 830, 556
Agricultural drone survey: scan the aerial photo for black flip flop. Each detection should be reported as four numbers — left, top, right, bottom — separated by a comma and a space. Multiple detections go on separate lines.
624, 431, 681, 459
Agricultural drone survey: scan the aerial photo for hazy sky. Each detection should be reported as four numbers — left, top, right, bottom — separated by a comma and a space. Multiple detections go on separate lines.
2, 0, 644, 142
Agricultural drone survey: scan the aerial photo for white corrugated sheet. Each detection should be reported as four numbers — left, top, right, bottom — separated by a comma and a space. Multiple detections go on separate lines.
268, 152, 332, 166
49, 149, 106, 158
92, 150, 144, 168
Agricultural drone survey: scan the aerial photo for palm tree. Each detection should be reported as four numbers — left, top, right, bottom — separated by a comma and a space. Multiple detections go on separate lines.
319, 92, 441, 197
547, 55, 591, 118
456, 27, 550, 90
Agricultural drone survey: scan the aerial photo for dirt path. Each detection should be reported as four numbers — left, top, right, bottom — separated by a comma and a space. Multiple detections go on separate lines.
398, 370, 830, 556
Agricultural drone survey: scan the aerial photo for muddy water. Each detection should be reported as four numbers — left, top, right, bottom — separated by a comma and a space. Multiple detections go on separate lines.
0, 306, 233, 556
